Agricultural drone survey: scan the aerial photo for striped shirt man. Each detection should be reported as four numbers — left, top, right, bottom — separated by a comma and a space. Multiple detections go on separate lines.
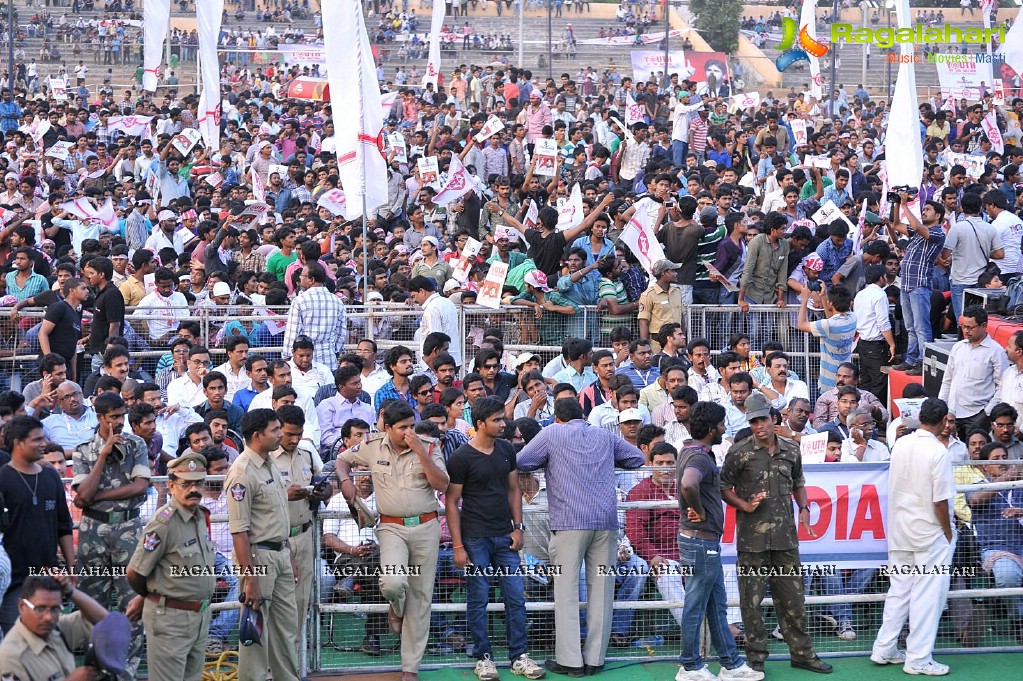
808, 311, 857, 392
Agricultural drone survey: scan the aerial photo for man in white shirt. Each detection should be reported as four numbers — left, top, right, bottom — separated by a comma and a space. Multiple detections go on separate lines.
287, 337, 334, 402
213, 336, 250, 402
167, 345, 212, 409
409, 276, 462, 368
754, 351, 809, 410
983, 189, 1023, 281
839, 408, 890, 462
131, 267, 188, 343
939, 305, 1009, 438
136, 381, 204, 462
355, 339, 391, 403
249, 359, 321, 448
871, 398, 956, 676
853, 265, 896, 405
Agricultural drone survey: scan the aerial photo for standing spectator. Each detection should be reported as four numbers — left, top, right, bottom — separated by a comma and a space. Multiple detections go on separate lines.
446, 397, 545, 680
282, 262, 347, 372
517, 399, 645, 676
83, 256, 125, 360
410, 276, 463, 368
871, 398, 956, 676
676, 402, 764, 681
796, 284, 857, 393
941, 192, 1002, 321
719, 393, 832, 675
984, 189, 1023, 284
38, 278, 88, 384
890, 196, 947, 375
637, 260, 684, 354
853, 265, 896, 405
939, 306, 1008, 438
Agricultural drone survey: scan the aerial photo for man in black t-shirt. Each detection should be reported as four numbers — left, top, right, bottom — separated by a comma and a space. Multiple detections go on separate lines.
82, 255, 125, 358
445, 397, 545, 681
0, 416, 75, 635
675, 401, 766, 680
39, 277, 89, 384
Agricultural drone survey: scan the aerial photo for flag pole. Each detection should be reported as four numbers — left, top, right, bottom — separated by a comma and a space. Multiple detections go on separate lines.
362, 193, 369, 306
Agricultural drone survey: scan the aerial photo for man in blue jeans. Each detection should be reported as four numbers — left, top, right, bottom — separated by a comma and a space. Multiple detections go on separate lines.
890, 194, 947, 376
446, 397, 546, 681
676, 401, 764, 680
942, 191, 1003, 323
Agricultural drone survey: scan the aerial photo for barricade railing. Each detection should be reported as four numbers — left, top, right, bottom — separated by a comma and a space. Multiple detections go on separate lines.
48, 466, 1023, 677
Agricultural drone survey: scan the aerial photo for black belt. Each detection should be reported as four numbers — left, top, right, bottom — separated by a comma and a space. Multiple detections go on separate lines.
858, 338, 887, 344
82, 508, 140, 524
289, 521, 312, 537
255, 541, 285, 552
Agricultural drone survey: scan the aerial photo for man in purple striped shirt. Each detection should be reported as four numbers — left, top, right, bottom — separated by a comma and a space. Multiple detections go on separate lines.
517, 399, 645, 677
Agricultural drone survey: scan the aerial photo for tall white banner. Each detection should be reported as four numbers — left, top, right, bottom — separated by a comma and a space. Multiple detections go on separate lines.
423, 0, 445, 89
885, 0, 923, 218
799, 0, 823, 101
143, 0, 171, 92
324, 0, 389, 221
196, 0, 224, 150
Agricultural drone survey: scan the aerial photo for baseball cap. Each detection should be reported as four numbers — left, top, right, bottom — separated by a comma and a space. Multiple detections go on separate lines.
239, 604, 265, 646
514, 352, 539, 369
698, 206, 719, 225
166, 452, 207, 481
745, 393, 773, 421
618, 408, 643, 424
652, 259, 680, 276
212, 282, 231, 297
801, 254, 824, 272
523, 269, 552, 292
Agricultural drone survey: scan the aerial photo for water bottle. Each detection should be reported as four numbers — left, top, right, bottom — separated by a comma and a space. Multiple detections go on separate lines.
632, 635, 664, 647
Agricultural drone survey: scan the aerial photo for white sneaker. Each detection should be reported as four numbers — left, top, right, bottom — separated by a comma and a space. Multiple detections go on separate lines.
771, 625, 784, 640
511, 654, 546, 679
475, 655, 500, 681
675, 665, 717, 681
904, 661, 950, 676
870, 649, 906, 665
718, 662, 765, 680
835, 621, 857, 641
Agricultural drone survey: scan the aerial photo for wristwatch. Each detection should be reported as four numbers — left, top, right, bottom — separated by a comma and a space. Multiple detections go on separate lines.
800, 505, 811, 513
513, 522, 525, 531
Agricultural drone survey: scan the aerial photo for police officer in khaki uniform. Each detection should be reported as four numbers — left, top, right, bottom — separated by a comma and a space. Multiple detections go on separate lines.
226, 408, 300, 681
271, 405, 331, 637
637, 259, 684, 353
337, 401, 449, 681
126, 452, 217, 681
0, 574, 108, 681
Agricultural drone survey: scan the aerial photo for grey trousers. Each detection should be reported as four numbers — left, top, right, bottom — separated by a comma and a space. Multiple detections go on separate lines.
550, 529, 617, 667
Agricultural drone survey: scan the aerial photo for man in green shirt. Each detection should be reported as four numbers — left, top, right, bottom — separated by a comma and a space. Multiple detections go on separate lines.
266, 226, 297, 281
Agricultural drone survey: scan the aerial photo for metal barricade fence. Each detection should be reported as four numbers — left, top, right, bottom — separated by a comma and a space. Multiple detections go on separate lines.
52, 469, 1023, 678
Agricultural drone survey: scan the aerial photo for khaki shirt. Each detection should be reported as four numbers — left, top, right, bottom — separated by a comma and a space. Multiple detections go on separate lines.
72, 432, 151, 513
225, 448, 290, 544
719, 435, 804, 553
0, 613, 92, 681
119, 276, 147, 307
340, 433, 445, 518
271, 442, 324, 531
128, 498, 217, 601
637, 282, 684, 333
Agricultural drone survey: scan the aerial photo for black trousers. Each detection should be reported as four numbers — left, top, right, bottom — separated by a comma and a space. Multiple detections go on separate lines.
955, 411, 990, 442
857, 339, 890, 405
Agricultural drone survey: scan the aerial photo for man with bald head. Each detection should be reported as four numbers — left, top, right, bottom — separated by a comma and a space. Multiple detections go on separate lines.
41, 381, 98, 456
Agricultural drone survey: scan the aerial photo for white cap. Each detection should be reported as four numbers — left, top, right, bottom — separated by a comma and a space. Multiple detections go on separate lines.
212, 282, 231, 297
618, 408, 643, 423
514, 352, 539, 369
157, 209, 176, 222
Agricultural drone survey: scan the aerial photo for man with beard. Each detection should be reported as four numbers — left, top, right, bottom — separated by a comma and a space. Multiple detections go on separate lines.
71, 392, 151, 680
127, 451, 217, 681
145, 210, 194, 252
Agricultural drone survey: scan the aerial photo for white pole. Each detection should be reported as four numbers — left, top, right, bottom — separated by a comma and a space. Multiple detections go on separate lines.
518, 0, 524, 68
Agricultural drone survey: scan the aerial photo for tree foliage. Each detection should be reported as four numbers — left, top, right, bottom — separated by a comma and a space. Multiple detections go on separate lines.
689, 0, 744, 54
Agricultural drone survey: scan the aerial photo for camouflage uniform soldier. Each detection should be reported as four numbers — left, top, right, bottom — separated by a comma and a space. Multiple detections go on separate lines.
71, 392, 150, 679
127, 452, 217, 681
718, 394, 833, 675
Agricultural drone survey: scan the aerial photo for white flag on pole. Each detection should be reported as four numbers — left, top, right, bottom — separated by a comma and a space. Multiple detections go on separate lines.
324, 0, 389, 221
625, 92, 644, 126
983, 109, 1005, 154
423, 0, 445, 89
799, 0, 823, 101
885, 0, 923, 218
556, 183, 584, 231
196, 0, 224, 150
317, 189, 348, 217
432, 155, 476, 206
107, 115, 154, 137
143, 0, 170, 91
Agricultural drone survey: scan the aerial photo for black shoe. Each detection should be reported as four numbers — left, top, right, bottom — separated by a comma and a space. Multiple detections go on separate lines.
791, 657, 833, 674
584, 665, 604, 676
360, 635, 381, 657
891, 362, 914, 371
545, 660, 585, 677
749, 660, 765, 673
905, 364, 923, 376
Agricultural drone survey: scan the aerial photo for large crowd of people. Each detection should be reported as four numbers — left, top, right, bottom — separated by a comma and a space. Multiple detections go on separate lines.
0, 2, 1020, 681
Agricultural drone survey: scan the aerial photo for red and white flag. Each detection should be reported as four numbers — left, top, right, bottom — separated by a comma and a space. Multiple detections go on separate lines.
625, 92, 644, 127
171, 129, 202, 157
523, 199, 539, 230
380, 91, 399, 119
195, 0, 224, 150
556, 183, 584, 231
143, 0, 170, 91
317, 189, 348, 217
852, 198, 868, 255
250, 166, 266, 203
107, 115, 154, 137
474, 115, 505, 143
325, 0, 388, 221
61, 197, 118, 232
983, 109, 1005, 154
423, 0, 445, 89
432, 155, 476, 206
619, 207, 667, 277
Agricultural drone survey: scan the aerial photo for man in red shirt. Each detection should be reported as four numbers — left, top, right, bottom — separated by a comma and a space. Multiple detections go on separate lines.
625, 442, 685, 627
